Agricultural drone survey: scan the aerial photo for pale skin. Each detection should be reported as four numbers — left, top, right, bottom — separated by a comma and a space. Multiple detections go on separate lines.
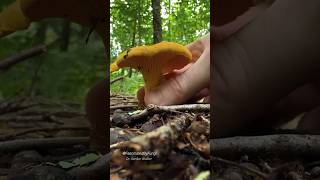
137, 34, 210, 106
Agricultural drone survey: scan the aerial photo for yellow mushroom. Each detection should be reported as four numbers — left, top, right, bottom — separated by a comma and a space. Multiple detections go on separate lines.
0, 0, 106, 39
110, 41, 193, 91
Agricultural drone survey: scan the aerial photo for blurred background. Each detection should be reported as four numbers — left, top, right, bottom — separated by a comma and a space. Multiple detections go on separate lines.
110, 0, 210, 95
0, 0, 106, 103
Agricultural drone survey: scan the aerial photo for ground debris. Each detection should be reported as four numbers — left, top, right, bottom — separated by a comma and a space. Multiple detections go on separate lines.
110, 94, 210, 179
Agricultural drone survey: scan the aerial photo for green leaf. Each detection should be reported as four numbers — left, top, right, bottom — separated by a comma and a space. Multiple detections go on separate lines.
57, 153, 100, 169
194, 171, 210, 180
72, 153, 101, 167
58, 161, 77, 169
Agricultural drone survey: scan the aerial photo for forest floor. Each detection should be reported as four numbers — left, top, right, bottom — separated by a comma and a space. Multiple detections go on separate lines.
109, 94, 210, 179
2, 95, 318, 180
212, 122, 320, 179
0, 97, 105, 180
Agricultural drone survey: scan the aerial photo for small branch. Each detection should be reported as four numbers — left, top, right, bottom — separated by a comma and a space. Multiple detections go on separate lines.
0, 45, 47, 71
153, 104, 210, 112
131, 104, 209, 121
0, 137, 89, 152
110, 101, 138, 106
211, 134, 320, 158
110, 104, 138, 110
0, 126, 89, 141
0, 98, 37, 115
112, 104, 209, 126
213, 157, 268, 179
110, 75, 126, 84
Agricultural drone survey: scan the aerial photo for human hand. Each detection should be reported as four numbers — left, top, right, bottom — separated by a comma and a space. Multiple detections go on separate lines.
214, 2, 269, 41
137, 34, 210, 106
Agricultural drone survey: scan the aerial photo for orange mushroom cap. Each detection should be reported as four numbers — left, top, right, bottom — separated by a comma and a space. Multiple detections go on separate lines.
0, 0, 105, 38
110, 41, 193, 90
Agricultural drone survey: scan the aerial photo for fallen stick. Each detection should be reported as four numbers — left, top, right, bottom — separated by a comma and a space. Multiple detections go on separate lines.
152, 104, 210, 112
0, 137, 89, 152
211, 134, 320, 158
110, 75, 126, 84
0, 126, 89, 141
110, 101, 138, 106
0, 45, 47, 71
0, 98, 37, 114
110, 104, 138, 110
112, 104, 209, 126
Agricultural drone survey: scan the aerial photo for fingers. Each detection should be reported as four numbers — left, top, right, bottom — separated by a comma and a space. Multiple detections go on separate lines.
143, 47, 210, 105
214, 3, 271, 41
186, 34, 209, 61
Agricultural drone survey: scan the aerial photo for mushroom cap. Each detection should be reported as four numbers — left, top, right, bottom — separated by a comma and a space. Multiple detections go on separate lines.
0, 1, 30, 37
0, 0, 105, 38
110, 41, 193, 90
110, 41, 193, 74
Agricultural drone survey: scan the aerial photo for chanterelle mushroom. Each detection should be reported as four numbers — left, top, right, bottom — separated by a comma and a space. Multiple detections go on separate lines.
110, 41, 193, 91
0, 0, 106, 39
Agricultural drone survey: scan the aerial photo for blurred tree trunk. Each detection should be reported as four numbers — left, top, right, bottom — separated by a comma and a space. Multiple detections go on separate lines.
168, 0, 171, 41
152, 0, 162, 43
60, 19, 71, 51
138, 0, 142, 45
128, 17, 137, 78
28, 22, 48, 97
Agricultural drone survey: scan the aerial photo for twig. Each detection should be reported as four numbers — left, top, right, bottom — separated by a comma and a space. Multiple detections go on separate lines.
0, 126, 89, 141
112, 104, 209, 126
110, 95, 136, 99
0, 98, 37, 114
110, 104, 138, 110
211, 134, 320, 158
0, 137, 89, 152
130, 104, 209, 121
0, 45, 47, 71
213, 157, 268, 179
110, 101, 138, 106
111, 75, 126, 84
